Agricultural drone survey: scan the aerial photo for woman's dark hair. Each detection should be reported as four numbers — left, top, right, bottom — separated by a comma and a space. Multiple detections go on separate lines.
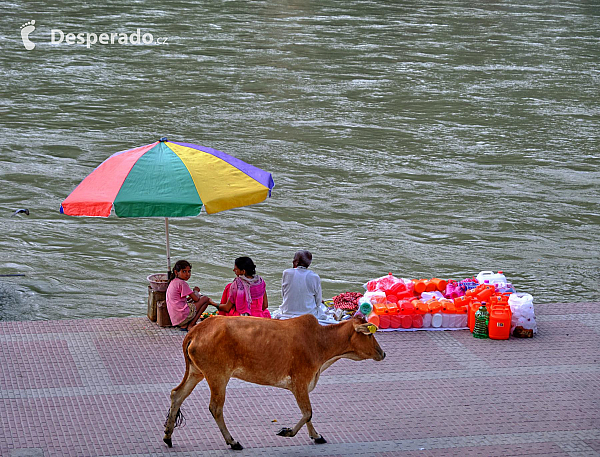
235, 256, 256, 276
168, 260, 192, 284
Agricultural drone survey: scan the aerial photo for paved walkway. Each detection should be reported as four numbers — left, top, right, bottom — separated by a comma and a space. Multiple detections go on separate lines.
1, 302, 598, 457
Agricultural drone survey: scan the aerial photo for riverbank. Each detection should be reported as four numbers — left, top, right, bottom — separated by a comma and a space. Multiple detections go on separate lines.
1, 302, 598, 456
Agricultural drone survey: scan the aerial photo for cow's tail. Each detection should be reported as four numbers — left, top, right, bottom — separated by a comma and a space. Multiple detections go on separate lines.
173, 333, 194, 392
166, 334, 195, 430
164, 405, 186, 429
164, 334, 195, 436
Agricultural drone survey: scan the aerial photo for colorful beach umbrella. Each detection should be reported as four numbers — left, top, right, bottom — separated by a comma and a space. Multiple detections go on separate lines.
61, 138, 274, 270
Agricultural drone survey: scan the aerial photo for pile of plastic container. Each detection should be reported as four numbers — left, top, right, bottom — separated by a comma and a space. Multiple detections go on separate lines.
357, 270, 536, 339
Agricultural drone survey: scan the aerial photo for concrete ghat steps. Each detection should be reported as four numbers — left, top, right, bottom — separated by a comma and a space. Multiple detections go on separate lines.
0, 302, 598, 457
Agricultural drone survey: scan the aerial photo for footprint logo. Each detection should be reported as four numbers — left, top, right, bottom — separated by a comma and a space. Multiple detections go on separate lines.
20, 20, 36, 50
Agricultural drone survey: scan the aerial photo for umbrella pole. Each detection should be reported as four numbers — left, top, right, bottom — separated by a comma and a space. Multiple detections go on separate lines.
165, 217, 171, 274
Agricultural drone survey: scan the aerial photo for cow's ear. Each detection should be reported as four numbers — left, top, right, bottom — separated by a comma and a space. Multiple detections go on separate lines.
355, 323, 377, 335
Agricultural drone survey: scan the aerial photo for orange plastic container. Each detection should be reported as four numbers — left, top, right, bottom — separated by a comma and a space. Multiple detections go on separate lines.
476, 287, 494, 302
413, 300, 428, 314
465, 286, 479, 298
367, 312, 380, 328
454, 303, 468, 314
413, 279, 427, 294
489, 294, 509, 307
427, 299, 442, 314
453, 295, 471, 307
468, 301, 483, 332
424, 280, 437, 292
489, 302, 510, 312
466, 283, 493, 298
465, 286, 477, 297
399, 300, 415, 314
373, 302, 388, 315
430, 278, 448, 292
378, 314, 391, 329
440, 300, 455, 313
385, 301, 399, 314
489, 306, 511, 340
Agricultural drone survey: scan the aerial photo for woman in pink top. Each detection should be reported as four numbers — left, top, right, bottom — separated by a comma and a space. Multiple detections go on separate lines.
216, 257, 271, 318
166, 260, 218, 331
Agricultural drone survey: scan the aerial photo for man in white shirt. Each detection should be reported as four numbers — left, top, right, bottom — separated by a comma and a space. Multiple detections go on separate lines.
272, 250, 328, 320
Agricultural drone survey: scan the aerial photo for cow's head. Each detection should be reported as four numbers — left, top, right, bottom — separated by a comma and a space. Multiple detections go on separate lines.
348, 316, 386, 362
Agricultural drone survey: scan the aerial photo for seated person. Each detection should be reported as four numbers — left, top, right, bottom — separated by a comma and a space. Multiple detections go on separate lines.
166, 259, 218, 331
272, 250, 330, 321
215, 256, 271, 318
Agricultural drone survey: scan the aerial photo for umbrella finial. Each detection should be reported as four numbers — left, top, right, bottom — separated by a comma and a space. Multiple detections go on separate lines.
159, 137, 168, 142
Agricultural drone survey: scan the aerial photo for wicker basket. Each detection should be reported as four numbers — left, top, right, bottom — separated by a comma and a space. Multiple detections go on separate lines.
147, 273, 169, 292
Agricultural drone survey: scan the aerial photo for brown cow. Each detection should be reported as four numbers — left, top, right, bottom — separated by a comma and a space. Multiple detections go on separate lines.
163, 314, 385, 450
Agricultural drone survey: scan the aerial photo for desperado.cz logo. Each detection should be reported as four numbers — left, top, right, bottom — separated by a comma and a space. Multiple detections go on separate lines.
52, 28, 168, 48
20, 20, 168, 50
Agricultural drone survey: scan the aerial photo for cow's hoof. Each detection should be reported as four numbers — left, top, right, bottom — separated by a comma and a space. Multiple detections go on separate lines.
230, 442, 243, 450
163, 437, 172, 448
277, 427, 294, 437
313, 435, 327, 444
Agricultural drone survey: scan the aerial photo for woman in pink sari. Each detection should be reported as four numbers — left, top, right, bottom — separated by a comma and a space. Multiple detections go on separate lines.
215, 257, 271, 318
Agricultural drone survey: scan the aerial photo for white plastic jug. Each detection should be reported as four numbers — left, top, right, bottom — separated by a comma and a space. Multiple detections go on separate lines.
476, 270, 507, 285
441, 313, 451, 328
422, 313, 432, 328
431, 313, 443, 328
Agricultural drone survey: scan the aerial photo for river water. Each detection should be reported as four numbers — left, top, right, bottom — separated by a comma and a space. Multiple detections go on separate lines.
0, 0, 598, 321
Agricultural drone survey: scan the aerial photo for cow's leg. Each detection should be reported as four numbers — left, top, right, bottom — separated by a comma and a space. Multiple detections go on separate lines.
206, 376, 242, 450
163, 370, 204, 447
277, 387, 325, 443
306, 375, 326, 443
306, 420, 327, 444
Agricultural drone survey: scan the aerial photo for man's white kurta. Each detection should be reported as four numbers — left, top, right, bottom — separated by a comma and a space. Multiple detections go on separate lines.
276, 266, 325, 319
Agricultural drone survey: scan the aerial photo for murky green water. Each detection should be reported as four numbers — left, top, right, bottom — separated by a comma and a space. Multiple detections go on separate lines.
0, 1, 598, 321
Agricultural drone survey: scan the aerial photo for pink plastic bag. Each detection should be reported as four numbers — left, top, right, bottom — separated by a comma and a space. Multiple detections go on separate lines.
365, 273, 403, 293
